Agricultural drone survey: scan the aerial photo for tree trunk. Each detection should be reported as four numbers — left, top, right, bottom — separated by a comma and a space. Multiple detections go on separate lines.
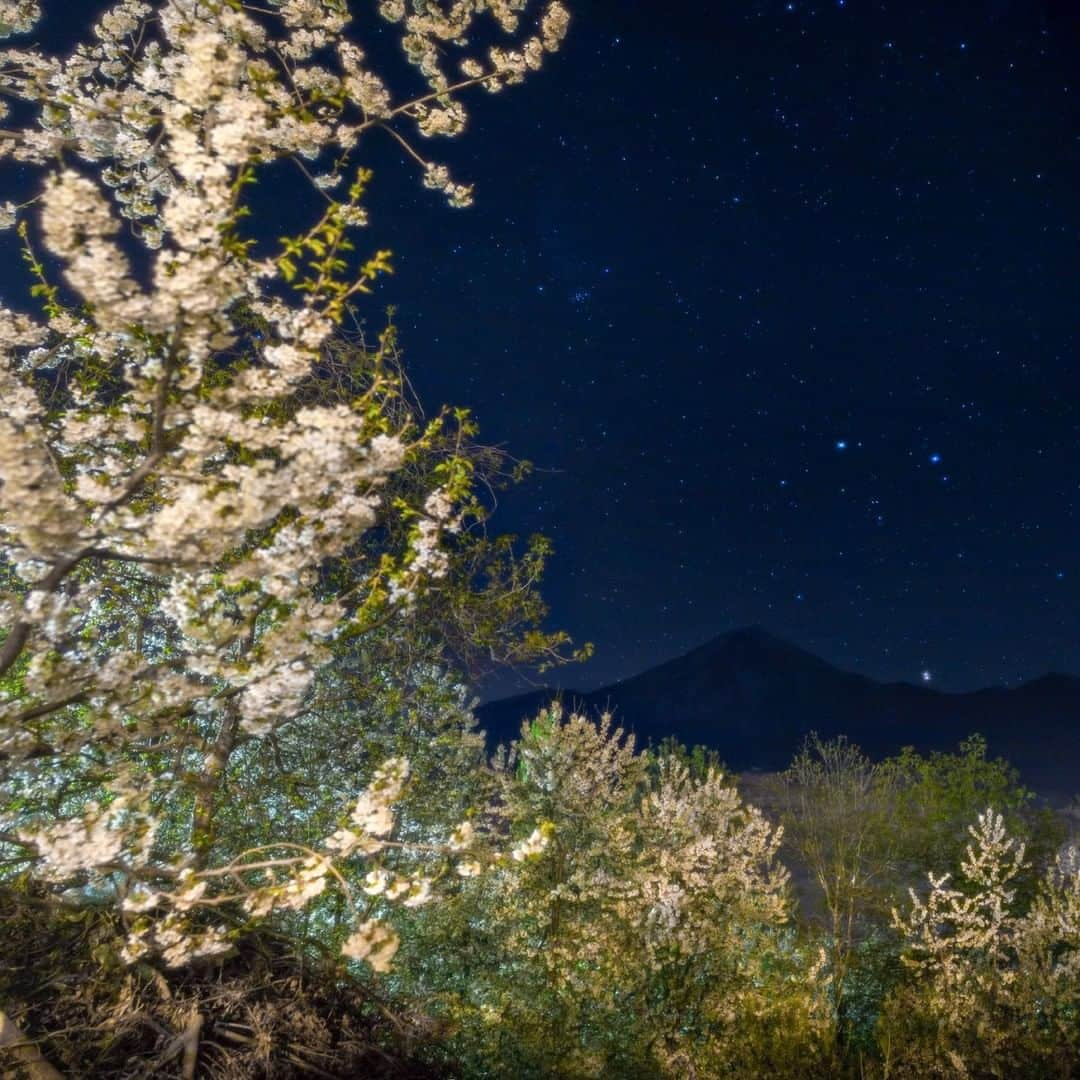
191, 702, 241, 869
0, 1009, 64, 1080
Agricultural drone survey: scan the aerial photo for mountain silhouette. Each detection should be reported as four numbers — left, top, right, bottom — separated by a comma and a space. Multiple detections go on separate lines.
475, 627, 1080, 798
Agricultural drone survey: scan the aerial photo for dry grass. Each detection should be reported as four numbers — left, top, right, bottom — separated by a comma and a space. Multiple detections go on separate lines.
0, 881, 451, 1079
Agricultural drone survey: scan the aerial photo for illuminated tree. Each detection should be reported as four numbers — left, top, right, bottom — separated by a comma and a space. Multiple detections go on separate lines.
0, 0, 572, 977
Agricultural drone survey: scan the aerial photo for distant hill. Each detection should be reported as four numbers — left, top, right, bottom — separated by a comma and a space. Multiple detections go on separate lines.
475, 627, 1080, 798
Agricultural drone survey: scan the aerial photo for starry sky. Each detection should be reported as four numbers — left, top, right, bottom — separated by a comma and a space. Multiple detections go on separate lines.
361, 0, 1079, 696
12, 1, 1080, 696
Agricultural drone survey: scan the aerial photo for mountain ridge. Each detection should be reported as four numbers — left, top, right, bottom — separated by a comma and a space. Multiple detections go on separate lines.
475, 627, 1080, 798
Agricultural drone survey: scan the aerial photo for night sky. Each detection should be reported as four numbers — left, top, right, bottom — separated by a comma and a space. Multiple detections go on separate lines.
9, 2, 1080, 697
358, 0, 1079, 696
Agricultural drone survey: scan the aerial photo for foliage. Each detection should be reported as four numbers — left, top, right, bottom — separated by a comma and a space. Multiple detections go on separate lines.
775, 733, 1071, 1057
880, 735, 1064, 906
398, 706, 833, 1078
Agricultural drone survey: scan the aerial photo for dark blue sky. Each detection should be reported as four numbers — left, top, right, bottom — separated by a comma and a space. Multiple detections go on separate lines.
357, 0, 1080, 695
10, 1, 1079, 696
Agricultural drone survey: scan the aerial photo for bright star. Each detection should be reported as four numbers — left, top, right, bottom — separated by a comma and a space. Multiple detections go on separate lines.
921, 670, 933, 683
835, 439, 847, 450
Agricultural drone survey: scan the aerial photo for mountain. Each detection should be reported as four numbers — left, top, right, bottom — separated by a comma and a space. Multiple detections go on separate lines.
475, 627, 1080, 798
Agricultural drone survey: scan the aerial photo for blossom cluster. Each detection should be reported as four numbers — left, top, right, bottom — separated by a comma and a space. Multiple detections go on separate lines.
0, 1, 38, 39
0, 0, 570, 218
0, 0, 571, 972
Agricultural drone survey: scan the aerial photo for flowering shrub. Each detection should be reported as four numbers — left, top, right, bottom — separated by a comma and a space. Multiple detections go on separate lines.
0, 0, 571, 975
398, 706, 833, 1078
882, 809, 1080, 1077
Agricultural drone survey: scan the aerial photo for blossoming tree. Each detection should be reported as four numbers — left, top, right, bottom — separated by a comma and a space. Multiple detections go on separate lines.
0, 0, 571, 978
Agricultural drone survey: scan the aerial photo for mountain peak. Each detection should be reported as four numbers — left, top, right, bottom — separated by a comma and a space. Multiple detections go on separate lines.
716, 624, 780, 646
669, 625, 848, 680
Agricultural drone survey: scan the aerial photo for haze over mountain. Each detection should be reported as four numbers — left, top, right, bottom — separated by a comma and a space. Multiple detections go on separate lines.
476, 627, 1080, 799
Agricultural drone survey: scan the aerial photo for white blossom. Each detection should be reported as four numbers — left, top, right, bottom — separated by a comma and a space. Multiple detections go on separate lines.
448, 820, 475, 850
342, 919, 400, 972
511, 825, 550, 861
0, 0, 39, 38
